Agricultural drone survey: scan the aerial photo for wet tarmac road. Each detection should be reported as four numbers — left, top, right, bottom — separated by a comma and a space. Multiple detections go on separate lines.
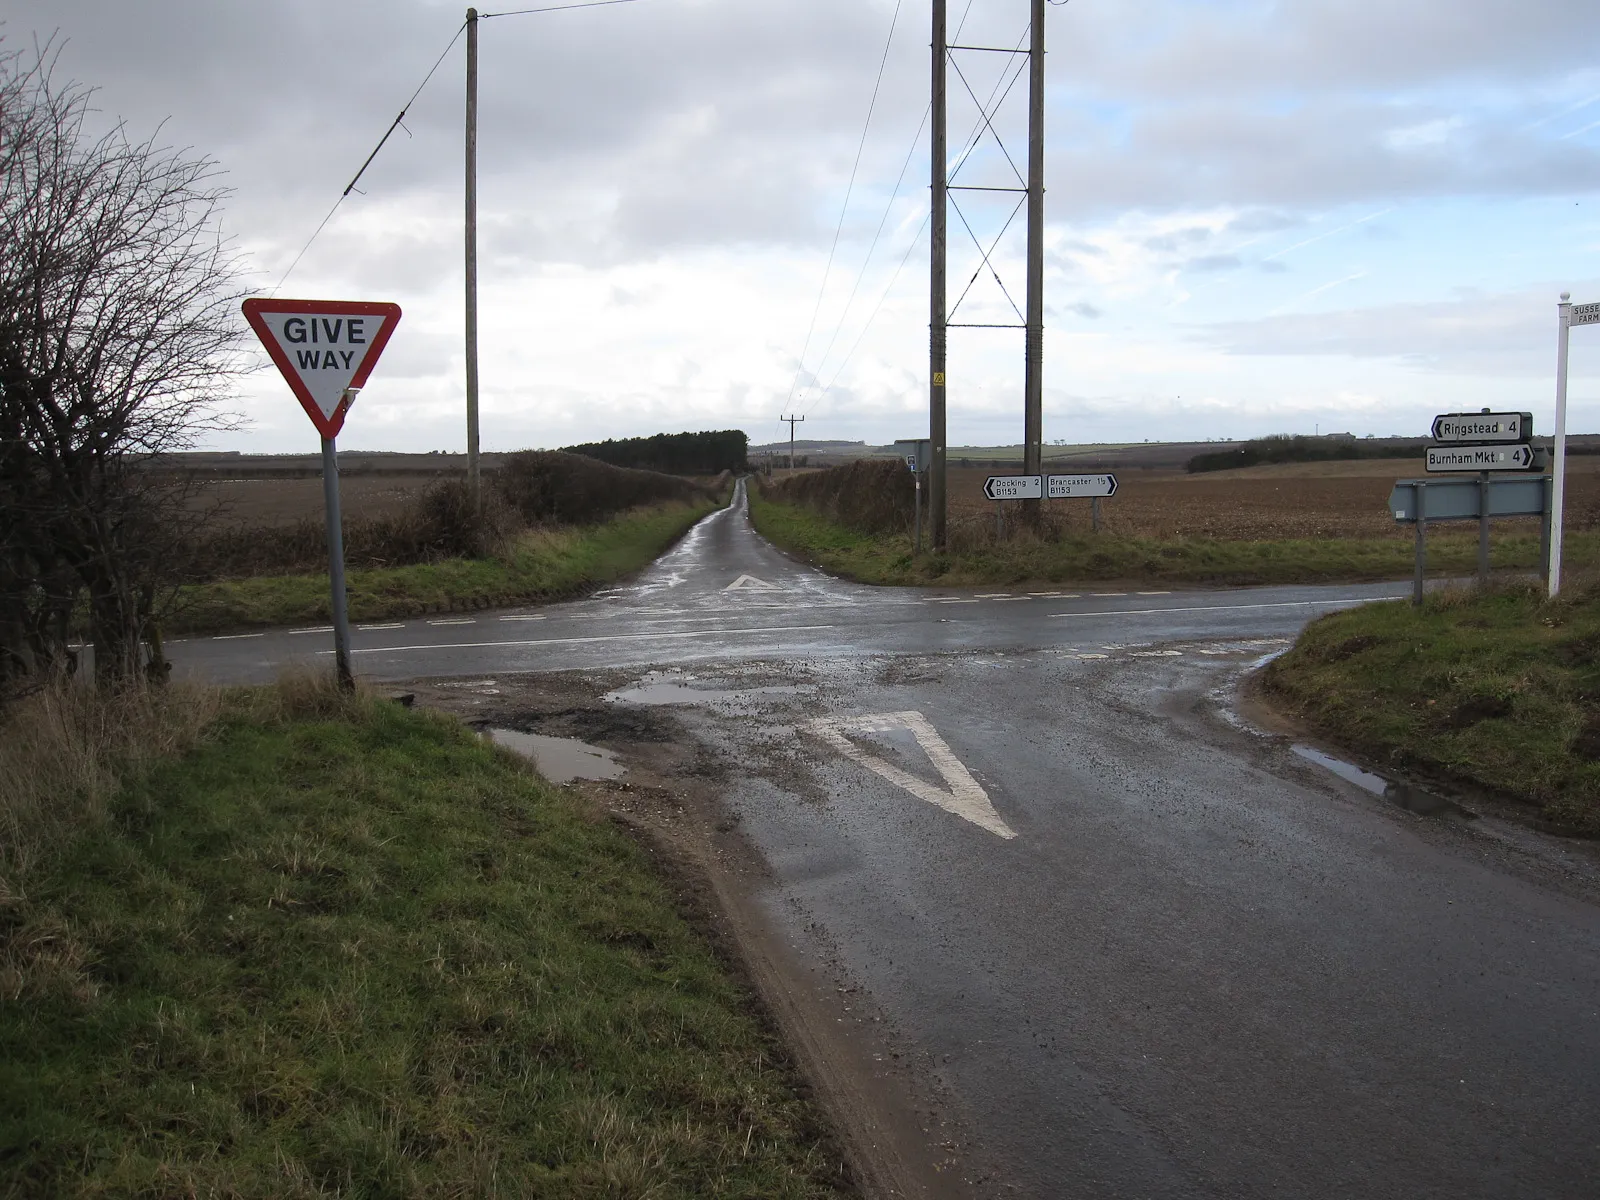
171, 479, 1405, 686
170, 482, 1600, 1198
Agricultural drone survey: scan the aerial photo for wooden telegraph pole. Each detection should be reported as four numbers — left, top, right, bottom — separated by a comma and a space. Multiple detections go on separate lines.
464, 7, 482, 512
1022, 0, 1045, 505
929, 0, 949, 550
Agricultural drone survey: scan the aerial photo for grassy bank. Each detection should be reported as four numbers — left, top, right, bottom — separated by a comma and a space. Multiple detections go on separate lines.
748, 488, 1599, 589
0, 676, 851, 1196
171, 499, 717, 635
1262, 581, 1600, 835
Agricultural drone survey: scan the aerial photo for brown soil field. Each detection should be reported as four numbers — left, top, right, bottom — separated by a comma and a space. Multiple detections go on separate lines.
947, 457, 1600, 541
185, 474, 445, 530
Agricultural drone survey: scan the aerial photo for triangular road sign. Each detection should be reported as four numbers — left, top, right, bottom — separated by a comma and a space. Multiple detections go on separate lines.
724, 574, 781, 592
243, 298, 402, 439
807, 711, 1016, 839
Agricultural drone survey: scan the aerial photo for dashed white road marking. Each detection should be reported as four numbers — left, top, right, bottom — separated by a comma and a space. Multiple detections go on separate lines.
1137, 590, 1172, 596
429, 618, 477, 626
938, 598, 981, 604
498, 614, 547, 622
724, 574, 781, 592
212, 632, 265, 641
1130, 649, 1184, 657
1052, 598, 1376, 620
807, 710, 1016, 840
290, 627, 334, 635
358, 623, 405, 631
1090, 593, 1127, 597
342, 624, 837, 655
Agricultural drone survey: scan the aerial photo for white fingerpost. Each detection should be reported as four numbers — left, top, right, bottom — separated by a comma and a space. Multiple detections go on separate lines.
1551, 292, 1571, 598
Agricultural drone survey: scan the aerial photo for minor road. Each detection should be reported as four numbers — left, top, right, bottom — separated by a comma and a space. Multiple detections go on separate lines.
171, 481, 1600, 1199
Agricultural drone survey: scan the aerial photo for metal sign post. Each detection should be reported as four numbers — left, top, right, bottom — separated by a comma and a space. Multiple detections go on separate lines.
320, 424, 354, 686
1550, 293, 1600, 596
242, 298, 402, 689
1390, 476, 1553, 606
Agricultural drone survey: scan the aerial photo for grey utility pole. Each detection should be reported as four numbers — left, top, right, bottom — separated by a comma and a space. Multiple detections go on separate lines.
929, 0, 949, 550
780, 414, 806, 469
1022, 0, 1045, 496
464, 7, 482, 512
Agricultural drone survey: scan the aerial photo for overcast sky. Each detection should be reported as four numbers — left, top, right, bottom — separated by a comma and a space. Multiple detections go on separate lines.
12, 0, 1600, 452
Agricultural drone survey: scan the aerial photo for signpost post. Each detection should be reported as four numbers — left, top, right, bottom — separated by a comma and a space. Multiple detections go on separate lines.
1552, 294, 1599, 596
894, 439, 932, 554
242, 298, 402, 688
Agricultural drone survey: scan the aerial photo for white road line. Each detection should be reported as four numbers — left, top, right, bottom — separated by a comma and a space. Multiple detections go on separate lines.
1090, 593, 1127, 597
975, 593, 1013, 598
1052, 598, 1380, 620
938, 599, 981, 604
211, 632, 265, 640
341, 624, 837, 655
1028, 591, 1064, 597
428, 618, 476, 626
997, 596, 1033, 602
498, 615, 547, 621
289, 627, 334, 635
358, 623, 405, 631
808, 711, 1015, 840
1137, 590, 1172, 596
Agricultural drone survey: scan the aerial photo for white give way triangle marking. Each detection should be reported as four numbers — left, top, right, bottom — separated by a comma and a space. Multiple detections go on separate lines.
724, 574, 781, 592
807, 711, 1016, 839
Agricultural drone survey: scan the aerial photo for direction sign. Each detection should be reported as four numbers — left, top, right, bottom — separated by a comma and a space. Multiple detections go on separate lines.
1425, 444, 1535, 472
1571, 301, 1600, 328
1431, 412, 1532, 443
243, 298, 402, 439
983, 474, 1043, 500
1047, 473, 1117, 499
1389, 477, 1548, 523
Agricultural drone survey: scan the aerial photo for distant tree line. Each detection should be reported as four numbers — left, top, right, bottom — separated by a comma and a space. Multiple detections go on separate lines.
1187, 435, 1429, 474
563, 430, 747, 475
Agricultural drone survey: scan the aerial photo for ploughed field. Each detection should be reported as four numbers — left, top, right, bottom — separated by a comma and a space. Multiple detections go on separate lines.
946, 458, 1600, 541
184, 474, 444, 530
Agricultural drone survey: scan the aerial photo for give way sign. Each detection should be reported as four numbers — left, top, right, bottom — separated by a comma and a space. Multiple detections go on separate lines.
242, 298, 402, 439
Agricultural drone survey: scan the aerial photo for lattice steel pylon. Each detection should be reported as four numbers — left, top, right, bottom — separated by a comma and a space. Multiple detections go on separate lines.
929, 0, 1047, 548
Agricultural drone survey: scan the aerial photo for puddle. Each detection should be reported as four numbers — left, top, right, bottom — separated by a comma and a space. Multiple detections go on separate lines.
604, 676, 813, 707
485, 729, 624, 784
1292, 745, 1473, 820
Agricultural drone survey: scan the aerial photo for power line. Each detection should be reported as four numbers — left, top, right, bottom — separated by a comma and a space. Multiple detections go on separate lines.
272, 19, 468, 292
272, 0, 643, 292
481, 0, 647, 18
804, 0, 980, 400
784, 0, 905, 412
815, 19, 1030, 397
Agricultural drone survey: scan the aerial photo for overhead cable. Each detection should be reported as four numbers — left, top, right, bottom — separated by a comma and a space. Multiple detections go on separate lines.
481, 0, 647, 18
784, 0, 905, 412
272, 19, 468, 292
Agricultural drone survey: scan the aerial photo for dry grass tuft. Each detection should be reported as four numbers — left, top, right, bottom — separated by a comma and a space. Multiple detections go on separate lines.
0, 677, 221, 901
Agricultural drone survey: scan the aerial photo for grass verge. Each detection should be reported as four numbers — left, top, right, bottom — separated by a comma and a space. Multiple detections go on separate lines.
0, 674, 851, 1197
1261, 580, 1600, 835
171, 500, 717, 635
748, 489, 1599, 589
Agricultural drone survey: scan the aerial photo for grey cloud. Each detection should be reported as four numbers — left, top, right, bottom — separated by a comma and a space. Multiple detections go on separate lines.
1195, 287, 1588, 375
1184, 254, 1242, 274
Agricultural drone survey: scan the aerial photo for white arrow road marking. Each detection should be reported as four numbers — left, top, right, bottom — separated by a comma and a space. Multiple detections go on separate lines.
724, 574, 781, 592
807, 711, 1016, 840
